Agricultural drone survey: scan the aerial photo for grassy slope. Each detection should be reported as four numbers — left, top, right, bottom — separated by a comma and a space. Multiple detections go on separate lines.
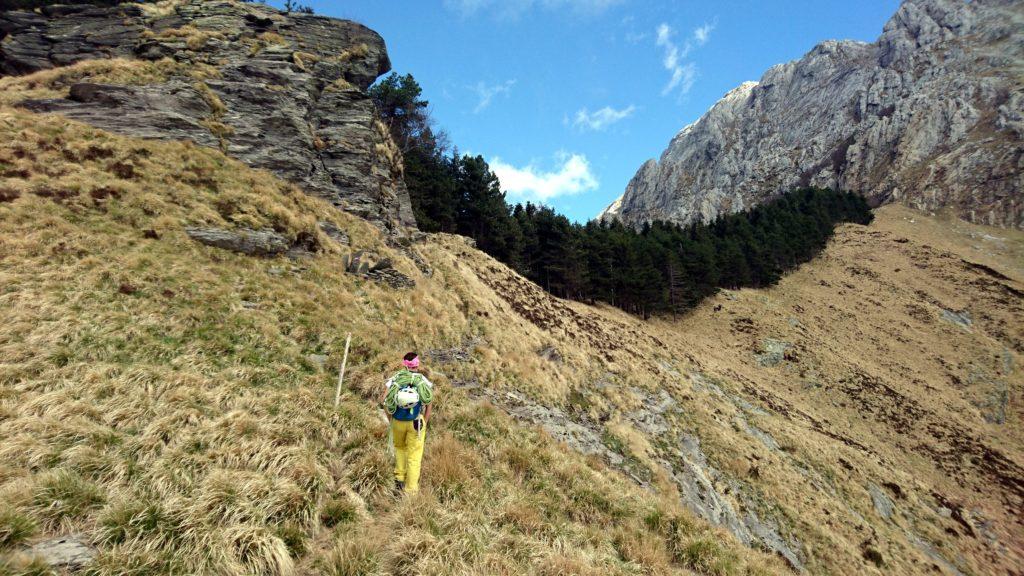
641, 207, 1024, 575
0, 107, 781, 576
434, 205, 1024, 576
1, 60, 1021, 576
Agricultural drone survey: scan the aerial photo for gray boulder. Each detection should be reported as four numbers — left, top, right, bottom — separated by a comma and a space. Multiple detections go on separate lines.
186, 227, 290, 256
28, 535, 96, 570
869, 482, 897, 519
755, 338, 793, 367
940, 308, 973, 331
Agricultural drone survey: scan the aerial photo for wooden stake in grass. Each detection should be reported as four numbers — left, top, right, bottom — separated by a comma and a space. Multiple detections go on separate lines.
334, 333, 351, 409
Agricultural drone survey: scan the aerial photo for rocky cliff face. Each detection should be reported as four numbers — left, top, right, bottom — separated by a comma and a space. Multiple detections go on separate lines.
602, 0, 1024, 230
0, 0, 416, 232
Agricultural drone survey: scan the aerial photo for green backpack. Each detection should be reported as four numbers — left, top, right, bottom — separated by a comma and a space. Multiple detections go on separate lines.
384, 369, 433, 416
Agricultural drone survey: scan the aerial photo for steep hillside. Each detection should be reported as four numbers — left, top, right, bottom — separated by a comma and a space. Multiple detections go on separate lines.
0, 106, 786, 575
2, 102, 1022, 575
444, 204, 1024, 575
601, 0, 1024, 229
1, 3, 1022, 575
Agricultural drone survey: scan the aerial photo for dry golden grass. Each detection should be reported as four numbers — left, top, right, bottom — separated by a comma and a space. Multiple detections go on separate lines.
9, 42, 1015, 575
427, 193, 1024, 576
0, 107, 779, 576
333, 43, 370, 63
150, 24, 226, 51
0, 58, 220, 107
137, 0, 187, 18
250, 31, 291, 56
192, 80, 231, 150
292, 51, 321, 72
372, 119, 404, 178
325, 78, 357, 93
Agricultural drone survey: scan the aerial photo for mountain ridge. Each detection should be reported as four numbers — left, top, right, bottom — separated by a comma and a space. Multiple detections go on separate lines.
601, 0, 1023, 230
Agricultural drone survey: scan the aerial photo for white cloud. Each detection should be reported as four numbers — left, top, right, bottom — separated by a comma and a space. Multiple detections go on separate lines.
573, 104, 637, 131
656, 22, 712, 99
445, 0, 622, 19
693, 22, 714, 45
666, 62, 696, 96
491, 153, 598, 202
471, 80, 516, 113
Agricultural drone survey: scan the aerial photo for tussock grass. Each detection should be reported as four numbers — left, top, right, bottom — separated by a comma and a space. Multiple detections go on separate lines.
372, 119, 403, 178
250, 31, 290, 56
315, 536, 380, 576
0, 554, 53, 576
0, 58, 218, 107
0, 508, 36, 550
333, 43, 370, 63
292, 51, 321, 72
325, 78, 357, 93
137, 0, 187, 19
149, 24, 226, 51
0, 106, 781, 575
30, 470, 106, 529
319, 496, 357, 528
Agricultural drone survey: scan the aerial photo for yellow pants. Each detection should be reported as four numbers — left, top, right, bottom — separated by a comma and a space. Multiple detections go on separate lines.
391, 419, 426, 493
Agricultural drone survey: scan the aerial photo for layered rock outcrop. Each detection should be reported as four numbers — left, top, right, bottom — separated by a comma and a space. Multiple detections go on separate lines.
0, 0, 416, 232
602, 0, 1024, 229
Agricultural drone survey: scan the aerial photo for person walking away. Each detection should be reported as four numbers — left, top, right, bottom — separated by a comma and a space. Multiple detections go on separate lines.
380, 352, 434, 494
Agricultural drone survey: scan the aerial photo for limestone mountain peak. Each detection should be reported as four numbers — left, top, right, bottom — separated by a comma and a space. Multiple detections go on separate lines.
601, 0, 1024, 229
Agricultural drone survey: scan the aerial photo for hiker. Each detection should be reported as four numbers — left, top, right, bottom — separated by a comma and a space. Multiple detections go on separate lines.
380, 352, 434, 494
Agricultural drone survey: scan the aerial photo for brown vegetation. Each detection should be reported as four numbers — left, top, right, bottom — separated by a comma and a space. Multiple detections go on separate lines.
0, 107, 781, 575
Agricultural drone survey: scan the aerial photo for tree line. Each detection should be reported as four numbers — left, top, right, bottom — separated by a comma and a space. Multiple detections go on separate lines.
371, 73, 874, 318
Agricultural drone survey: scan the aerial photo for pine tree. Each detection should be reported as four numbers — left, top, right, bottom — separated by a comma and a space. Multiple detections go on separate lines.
365, 74, 873, 319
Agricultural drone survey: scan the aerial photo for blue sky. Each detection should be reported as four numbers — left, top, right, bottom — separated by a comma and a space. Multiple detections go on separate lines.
267, 0, 900, 222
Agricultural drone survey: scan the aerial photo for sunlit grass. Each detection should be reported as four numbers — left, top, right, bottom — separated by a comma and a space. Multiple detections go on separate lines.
0, 105, 780, 575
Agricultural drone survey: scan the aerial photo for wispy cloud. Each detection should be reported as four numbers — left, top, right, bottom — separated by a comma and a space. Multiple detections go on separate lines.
655, 22, 714, 99
621, 14, 649, 44
471, 80, 516, 113
693, 22, 714, 46
491, 152, 598, 202
573, 105, 637, 131
445, 0, 622, 20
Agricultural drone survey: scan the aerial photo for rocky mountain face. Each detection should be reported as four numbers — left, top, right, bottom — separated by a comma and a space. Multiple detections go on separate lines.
601, 0, 1024, 230
0, 0, 416, 232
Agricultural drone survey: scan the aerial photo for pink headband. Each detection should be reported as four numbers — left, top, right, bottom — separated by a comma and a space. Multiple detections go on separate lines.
403, 357, 420, 369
